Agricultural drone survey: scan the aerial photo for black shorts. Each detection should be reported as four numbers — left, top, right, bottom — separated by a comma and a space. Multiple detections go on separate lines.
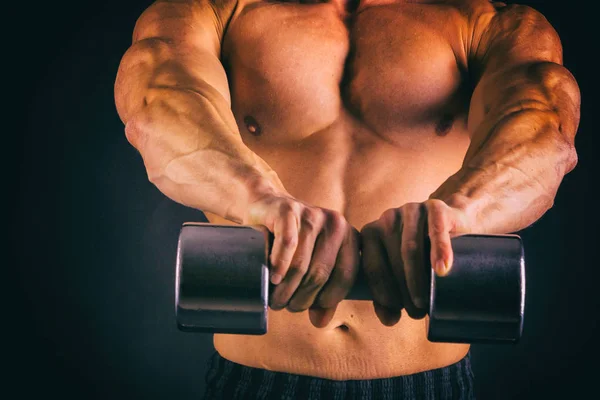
203, 350, 476, 399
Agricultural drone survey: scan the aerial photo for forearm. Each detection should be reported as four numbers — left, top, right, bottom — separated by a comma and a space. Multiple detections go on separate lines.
115, 43, 287, 224
134, 89, 287, 223
430, 62, 580, 234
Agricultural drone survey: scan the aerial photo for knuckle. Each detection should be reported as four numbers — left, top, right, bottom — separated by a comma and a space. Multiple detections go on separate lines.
326, 211, 347, 232
301, 208, 322, 232
303, 266, 331, 289
289, 260, 309, 274
360, 222, 375, 236
380, 208, 398, 224
400, 202, 422, 215
424, 199, 446, 214
361, 220, 385, 237
279, 199, 300, 216
278, 200, 293, 215
280, 233, 298, 248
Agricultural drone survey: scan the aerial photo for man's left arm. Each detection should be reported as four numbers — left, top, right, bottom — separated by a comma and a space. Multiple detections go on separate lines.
359, 3, 581, 321
430, 2, 580, 234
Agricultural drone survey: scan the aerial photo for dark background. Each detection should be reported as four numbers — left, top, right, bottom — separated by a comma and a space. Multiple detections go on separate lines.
13, 0, 597, 398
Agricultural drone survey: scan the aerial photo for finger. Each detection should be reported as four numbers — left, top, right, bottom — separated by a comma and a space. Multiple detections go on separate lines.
288, 214, 346, 312
308, 304, 338, 328
269, 209, 299, 285
316, 227, 361, 310
270, 211, 322, 310
373, 302, 402, 327
385, 206, 427, 319
425, 200, 454, 277
379, 209, 413, 314
399, 205, 428, 317
360, 222, 403, 311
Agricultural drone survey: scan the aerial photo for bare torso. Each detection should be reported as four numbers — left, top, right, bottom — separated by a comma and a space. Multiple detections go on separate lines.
206, 0, 477, 380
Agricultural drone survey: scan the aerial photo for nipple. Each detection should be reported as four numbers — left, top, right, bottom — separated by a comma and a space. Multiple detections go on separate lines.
244, 116, 262, 136
435, 114, 454, 136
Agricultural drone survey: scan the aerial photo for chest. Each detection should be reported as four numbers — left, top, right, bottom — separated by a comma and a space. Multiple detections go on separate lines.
222, 0, 470, 139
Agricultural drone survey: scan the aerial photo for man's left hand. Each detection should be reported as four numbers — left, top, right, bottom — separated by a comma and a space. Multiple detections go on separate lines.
359, 199, 471, 326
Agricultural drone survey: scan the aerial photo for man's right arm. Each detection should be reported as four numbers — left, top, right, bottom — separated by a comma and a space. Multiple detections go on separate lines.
114, 0, 286, 224
113, 0, 360, 325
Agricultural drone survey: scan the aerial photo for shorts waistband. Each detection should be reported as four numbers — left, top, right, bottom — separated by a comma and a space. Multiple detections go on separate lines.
203, 350, 475, 399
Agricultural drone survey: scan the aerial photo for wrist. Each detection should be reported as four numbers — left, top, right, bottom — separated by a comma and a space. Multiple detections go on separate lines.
239, 169, 290, 225
436, 192, 483, 233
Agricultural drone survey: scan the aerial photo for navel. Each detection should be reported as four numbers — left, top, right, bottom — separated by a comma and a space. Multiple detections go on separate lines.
244, 115, 262, 136
435, 114, 454, 136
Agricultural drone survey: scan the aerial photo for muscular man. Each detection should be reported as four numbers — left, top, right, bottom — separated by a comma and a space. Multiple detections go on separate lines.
114, 0, 579, 397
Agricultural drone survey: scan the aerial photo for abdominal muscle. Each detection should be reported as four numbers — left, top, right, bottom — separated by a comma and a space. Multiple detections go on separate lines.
205, 112, 471, 380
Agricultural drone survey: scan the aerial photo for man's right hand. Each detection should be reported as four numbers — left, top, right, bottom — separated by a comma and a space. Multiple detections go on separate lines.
246, 193, 361, 328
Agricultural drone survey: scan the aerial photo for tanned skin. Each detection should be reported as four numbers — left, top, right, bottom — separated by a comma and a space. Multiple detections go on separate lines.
115, 0, 579, 380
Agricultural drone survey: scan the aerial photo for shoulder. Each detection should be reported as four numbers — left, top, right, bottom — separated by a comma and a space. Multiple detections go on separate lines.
439, 0, 551, 26
133, 0, 240, 43
449, 0, 555, 33
440, 1, 560, 56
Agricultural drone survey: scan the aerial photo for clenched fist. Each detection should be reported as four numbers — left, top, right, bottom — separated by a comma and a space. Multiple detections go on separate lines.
247, 193, 361, 328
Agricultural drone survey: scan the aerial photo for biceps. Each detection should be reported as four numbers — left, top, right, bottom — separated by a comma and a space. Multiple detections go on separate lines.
115, 38, 231, 122
115, 0, 232, 121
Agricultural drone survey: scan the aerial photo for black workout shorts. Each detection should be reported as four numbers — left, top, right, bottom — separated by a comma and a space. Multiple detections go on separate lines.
202, 350, 476, 399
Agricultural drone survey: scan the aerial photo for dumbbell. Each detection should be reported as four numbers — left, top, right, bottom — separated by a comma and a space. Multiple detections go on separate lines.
175, 222, 525, 344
